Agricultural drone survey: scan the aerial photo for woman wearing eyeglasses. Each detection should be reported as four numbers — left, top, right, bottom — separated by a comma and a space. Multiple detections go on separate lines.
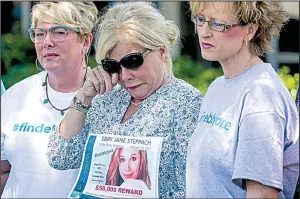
1, 2, 98, 198
186, 2, 299, 198
47, 2, 203, 198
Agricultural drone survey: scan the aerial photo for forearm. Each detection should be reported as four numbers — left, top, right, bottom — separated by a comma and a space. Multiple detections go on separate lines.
0, 172, 9, 195
0, 160, 11, 195
60, 92, 93, 140
246, 180, 278, 198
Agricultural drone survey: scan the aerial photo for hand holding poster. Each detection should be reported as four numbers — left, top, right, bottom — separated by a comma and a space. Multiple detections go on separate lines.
68, 134, 163, 198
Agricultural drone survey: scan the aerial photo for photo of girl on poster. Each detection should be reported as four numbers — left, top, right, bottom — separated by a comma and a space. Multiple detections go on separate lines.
106, 148, 151, 190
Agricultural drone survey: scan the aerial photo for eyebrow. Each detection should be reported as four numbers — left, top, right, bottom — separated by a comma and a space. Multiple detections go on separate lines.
197, 14, 227, 23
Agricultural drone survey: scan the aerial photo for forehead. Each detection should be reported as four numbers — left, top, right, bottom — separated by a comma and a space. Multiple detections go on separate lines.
120, 148, 139, 156
109, 41, 144, 60
36, 15, 62, 27
193, 2, 235, 20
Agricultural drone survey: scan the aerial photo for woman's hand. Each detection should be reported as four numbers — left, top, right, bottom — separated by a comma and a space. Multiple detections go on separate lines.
77, 66, 119, 105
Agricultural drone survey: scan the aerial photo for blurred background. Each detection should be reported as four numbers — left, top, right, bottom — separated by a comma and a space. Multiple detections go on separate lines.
0, 1, 299, 198
1, 1, 299, 98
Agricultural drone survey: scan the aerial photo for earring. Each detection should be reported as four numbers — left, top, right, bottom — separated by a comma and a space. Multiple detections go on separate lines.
35, 58, 44, 71
245, 40, 248, 46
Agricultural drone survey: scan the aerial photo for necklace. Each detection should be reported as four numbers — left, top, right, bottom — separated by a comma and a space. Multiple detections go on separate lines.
129, 76, 173, 106
42, 68, 87, 116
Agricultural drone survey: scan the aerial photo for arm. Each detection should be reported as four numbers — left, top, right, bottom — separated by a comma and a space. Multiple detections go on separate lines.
246, 180, 278, 198
0, 160, 11, 195
47, 66, 118, 170
173, 93, 202, 198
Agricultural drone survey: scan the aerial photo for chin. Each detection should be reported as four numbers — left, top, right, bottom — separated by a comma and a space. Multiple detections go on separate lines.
42, 64, 60, 71
201, 52, 220, 62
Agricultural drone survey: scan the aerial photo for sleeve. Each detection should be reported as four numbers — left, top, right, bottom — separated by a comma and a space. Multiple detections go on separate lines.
172, 93, 202, 198
46, 122, 90, 170
232, 111, 285, 191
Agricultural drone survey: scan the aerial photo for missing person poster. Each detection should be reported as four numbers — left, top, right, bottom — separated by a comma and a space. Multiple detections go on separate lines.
68, 134, 164, 199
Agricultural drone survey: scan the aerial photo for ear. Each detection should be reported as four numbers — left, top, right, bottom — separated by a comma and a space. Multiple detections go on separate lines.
159, 47, 166, 60
82, 33, 93, 55
244, 23, 259, 42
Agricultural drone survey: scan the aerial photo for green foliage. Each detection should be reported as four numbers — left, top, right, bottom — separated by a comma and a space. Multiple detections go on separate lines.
173, 55, 222, 94
2, 63, 38, 88
1, 22, 35, 72
278, 65, 299, 100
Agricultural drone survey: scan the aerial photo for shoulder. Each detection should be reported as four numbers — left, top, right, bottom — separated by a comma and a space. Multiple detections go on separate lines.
2, 72, 45, 101
170, 78, 203, 102
241, 64, 296, 116
162, 78, 203, 119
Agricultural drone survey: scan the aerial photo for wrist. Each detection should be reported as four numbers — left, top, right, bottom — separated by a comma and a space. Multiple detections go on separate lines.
76, 90, 93, 107
70, 94, 92, 114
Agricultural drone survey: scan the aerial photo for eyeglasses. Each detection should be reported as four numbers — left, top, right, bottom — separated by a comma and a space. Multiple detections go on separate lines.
191, 15, 246, 32
101, 49, 152, 74
28, 26, 80, 43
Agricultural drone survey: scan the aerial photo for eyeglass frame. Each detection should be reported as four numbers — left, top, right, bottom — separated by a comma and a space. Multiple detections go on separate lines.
27, 25, 81, 43
191, 15, 246, 32
101, 49, 152, 74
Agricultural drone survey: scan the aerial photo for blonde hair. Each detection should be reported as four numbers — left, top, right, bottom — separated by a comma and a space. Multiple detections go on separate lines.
94, 2, 180, 73
189, 1, 289, 57
30, 2, 99, 35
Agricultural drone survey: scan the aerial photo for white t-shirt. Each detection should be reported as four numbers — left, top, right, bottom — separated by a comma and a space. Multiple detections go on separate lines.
1, 71, 79, 198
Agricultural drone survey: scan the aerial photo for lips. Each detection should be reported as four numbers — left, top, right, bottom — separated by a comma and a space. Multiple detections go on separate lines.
43, 53, 59, 58
123, 173, 134, 178
127, 84, 140, 90
201, 42, 214, 49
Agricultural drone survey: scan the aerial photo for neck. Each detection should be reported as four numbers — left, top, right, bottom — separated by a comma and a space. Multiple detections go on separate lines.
47, 67, 86, 92
219, 48, 262, 79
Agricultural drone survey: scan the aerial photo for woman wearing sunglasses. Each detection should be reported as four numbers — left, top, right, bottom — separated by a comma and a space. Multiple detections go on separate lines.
1, 2, 98, 198
186, 2, 299, 198
47, 2, 203, 198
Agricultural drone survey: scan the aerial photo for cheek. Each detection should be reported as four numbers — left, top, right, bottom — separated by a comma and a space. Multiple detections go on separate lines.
35, 44, 43, 56
223, 28, 242, 38
216, 29, 244, 49
132, 161, 140, 172
119, 163, 125, 172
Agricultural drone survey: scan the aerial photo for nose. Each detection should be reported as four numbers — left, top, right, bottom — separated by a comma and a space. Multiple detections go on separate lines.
197, 22, 212, 38
119, 66, 134, 81
42, 32, 54, 48
124, 160, 131, 172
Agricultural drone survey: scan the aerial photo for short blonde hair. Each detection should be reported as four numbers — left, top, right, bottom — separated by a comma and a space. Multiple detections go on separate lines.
94, 2, 181, 73
30, 2, 99, 35
190, 1, 289, 57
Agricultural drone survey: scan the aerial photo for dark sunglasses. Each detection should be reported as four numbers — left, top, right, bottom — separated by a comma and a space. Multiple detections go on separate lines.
101, 49, 152, 74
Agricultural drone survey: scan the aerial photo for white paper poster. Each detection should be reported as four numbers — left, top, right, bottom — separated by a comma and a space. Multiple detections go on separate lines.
68, 134, 163, 198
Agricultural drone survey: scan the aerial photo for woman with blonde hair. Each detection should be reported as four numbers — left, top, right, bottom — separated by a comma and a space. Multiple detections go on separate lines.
106, 148, 151, 190
1, 2, 98, 198
47, 2, 203, 198
187, 1, 299, 198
